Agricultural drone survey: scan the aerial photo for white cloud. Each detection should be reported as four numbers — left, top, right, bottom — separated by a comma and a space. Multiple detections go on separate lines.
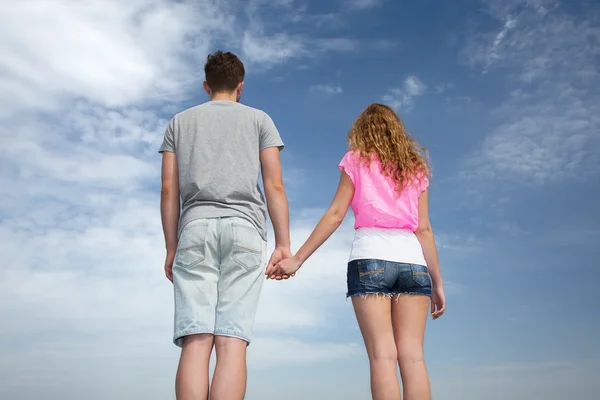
241, 35, 396, 67
0, 0, 232, 116
0, 0, 398, 118
0, 180, 366, 396
242, 31, 307, 66
0, 192, 469, 398
309, 84, 344, 95
346, 0, 384, 10
240, 0, 398, 69
249, 340, 362, 368
445, 95, 472, 104
404, 76, 427, 96
383, 75, 427, 111
0, 5, 397, 397
3, 1, 571, 398
435, 232, 482, 253
463, 0, 600, 183
480, 17, 518, 73
435, 82, 454, 94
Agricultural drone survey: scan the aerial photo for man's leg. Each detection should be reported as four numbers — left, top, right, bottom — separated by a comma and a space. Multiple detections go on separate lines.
210, 218, 267, 400
172, 219, 219, 400
176, 334, 214, 400
210, 336, 248, 400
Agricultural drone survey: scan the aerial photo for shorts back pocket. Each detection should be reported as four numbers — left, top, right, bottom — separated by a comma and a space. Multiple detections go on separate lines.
410, 265, 432, 287
175, 221, 210, 269
232, 222, 264, 271
357, 260, 385, 285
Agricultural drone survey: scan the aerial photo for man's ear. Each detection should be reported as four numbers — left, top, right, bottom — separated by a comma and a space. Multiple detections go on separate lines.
236, 81, 244, 97
203, 81, 212, 97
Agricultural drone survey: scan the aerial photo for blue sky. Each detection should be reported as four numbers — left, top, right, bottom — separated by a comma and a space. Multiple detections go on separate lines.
0, 0, 599, 399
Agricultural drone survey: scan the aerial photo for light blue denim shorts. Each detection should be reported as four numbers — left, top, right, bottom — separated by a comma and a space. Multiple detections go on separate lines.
172, 217, 267, 347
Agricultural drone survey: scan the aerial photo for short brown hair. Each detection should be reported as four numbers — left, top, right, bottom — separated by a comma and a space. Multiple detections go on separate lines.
204, 51, 245, 93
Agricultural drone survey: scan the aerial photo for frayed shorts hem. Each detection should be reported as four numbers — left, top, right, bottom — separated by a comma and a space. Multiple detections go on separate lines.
346, 291, 432, 299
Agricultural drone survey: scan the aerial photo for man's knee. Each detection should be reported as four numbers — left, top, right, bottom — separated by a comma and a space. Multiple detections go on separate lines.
214, 335, 248, 354
182, 333, 214, 350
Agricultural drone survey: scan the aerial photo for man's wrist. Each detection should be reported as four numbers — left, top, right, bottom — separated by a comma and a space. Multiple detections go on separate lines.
166, 245, 178, 255
275, 242, 291, 250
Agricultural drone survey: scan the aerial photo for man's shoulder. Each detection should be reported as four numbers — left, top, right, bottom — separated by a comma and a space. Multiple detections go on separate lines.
173, 103, 210, 120
231, 103, 269, 119
174, 102, 268, 121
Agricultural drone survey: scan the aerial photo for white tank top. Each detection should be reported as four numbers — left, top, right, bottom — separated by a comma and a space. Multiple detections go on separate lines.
348, 227, 427, 267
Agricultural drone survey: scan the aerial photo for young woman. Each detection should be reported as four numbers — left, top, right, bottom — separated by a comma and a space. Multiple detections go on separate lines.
268, 103, 446, 399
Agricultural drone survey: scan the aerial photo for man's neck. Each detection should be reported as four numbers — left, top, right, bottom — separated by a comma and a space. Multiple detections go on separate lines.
210, 91, 238, 102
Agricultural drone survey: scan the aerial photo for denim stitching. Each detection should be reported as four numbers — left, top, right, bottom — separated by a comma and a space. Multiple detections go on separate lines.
358, 268, 384, 278
232, 245, 261, 254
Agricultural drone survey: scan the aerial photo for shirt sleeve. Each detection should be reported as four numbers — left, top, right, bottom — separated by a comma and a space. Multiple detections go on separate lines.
158, 118, 176, 153
338, 151, 356, 183
259, 112, 284, 151
418, 173, 429, 193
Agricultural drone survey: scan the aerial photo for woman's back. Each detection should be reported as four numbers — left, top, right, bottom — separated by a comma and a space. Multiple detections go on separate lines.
339, 150, 429, 266
339, 150, 428, 232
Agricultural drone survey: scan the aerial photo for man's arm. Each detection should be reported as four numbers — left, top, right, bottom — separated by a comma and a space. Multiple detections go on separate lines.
161, 152, 180, 257
267, 171, 354, 278
260, 147, 290, 250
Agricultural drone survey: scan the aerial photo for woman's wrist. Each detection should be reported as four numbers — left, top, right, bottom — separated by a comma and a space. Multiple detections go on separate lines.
294, 254, 305, 265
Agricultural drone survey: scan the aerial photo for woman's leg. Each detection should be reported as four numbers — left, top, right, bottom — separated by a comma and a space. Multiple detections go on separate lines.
352, 295, 402, 400
391, 295, 431, 400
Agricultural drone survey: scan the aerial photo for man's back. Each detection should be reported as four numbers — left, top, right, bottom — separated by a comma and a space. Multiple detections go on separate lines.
160, 100, 283, 240
159, 50, 291, 400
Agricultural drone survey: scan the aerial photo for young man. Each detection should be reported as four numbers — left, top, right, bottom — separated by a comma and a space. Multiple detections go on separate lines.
159, 51, 291, 400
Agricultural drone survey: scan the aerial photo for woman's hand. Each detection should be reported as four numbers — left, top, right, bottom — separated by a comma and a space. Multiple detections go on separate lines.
265, 245, 293, 279
270, 256, 303, 280
431, 284, 446, 320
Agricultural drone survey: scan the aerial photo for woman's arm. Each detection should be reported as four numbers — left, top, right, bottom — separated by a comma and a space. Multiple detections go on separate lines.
414, 189, 443, 287
415, 189, 446, 319
269, 171, 354, 277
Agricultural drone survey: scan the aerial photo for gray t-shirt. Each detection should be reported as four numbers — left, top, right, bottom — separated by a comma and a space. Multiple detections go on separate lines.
159, 100, 284, 240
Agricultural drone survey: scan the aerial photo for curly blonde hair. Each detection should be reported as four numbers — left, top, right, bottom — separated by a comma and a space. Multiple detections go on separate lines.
347, 103, 430, 190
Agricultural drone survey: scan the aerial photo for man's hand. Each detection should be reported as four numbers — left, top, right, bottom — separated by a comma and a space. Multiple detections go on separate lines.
265, 246, 292, 280
164, 251, 176, 282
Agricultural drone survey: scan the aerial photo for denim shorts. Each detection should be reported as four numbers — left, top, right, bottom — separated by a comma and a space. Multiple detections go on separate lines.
172, 217, 267, 347
347, 259, 432, 297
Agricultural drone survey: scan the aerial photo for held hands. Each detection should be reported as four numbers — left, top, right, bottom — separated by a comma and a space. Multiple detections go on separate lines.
265, 246, 302, 280
271, 256, 303, 279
